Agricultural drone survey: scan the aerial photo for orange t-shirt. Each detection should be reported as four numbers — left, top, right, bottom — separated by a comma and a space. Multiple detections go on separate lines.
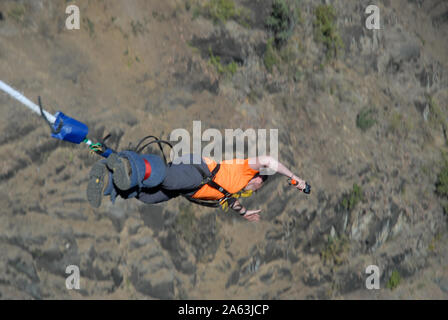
191, 157, 259, 200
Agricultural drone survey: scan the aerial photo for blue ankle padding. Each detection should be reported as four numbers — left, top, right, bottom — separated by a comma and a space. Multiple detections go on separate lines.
117, 151, 166, 190
117, 151, 145, 189
140, 154, 167, 188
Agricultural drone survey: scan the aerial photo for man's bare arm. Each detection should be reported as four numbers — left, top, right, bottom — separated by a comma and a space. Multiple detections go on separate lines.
229, 199, 261, 222
248, 156, 307, 190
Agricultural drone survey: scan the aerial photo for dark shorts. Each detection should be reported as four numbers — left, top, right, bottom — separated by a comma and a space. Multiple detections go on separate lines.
136, 154, 209, 204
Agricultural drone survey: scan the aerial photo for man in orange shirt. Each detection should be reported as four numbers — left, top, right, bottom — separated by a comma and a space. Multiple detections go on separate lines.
87, 151, 308, 222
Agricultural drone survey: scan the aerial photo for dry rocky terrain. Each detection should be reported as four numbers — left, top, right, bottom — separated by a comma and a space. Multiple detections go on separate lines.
0, 0, 447, 299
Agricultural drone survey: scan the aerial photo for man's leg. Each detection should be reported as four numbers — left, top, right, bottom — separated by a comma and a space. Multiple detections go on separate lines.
106, 151, 167, 190
106, 153, 132, 190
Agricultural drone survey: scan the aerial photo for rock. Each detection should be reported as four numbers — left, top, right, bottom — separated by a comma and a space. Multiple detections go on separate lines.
0, 244, 42, 299
104, 200, 128, 232
330, 226, 337, 239
336, 269, 364, 294
79, 239, 121, 284
302, 269, 332, 287
139, 205, 165, 233
263, 241, 284, 263
159, 229, 196, 275
190, 28, 247, 65
130, 265, 175, 299
226, 270, 240, 288
438, 277, 448, 294
127, 233, 176, 299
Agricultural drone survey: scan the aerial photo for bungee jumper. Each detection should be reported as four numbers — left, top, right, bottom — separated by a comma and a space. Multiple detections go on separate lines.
0, 81, 311, 222
88, 150, 309, 222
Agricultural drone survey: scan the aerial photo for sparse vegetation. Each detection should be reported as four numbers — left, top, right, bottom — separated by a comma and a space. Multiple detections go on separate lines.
123, 47, 141, 67
427, 95, 447, 142
389, 111, 402, 134
247, 87, 262, 104
386, 270, 401, 290
83, 17, 95, 37
131, 20, 147, 36
186, 40, 201, 55
264, 38, 279, 73
313, 4, 344, 61
152, 10, 166, 22
428, 232, 442, 252
435, 152, 448, 199
175, 204, 197, 243
209, 48, 238, 76
340, 183, 363, 212
8, 4, 25, 23
195, 0, 251, 26
356, 107, 377, 132
320, 235, 350, 266
388, 111, 413, 138
205, 0, 238, 22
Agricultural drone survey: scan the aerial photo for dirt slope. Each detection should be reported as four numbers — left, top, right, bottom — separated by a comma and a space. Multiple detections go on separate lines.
0, 0, 447, 299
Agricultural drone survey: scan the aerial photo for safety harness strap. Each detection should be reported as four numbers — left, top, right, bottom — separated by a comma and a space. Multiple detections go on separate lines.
193, 163, 233, 197
182, 163, 233, 207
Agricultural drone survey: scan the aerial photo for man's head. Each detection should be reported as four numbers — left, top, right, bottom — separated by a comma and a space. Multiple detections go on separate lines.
244, 173, 268, 191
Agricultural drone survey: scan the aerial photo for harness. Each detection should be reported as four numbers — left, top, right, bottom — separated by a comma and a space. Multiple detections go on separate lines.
183, 163, 253, 209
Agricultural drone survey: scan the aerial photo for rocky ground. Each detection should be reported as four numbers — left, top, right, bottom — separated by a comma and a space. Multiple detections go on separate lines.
0, 0, 447, 299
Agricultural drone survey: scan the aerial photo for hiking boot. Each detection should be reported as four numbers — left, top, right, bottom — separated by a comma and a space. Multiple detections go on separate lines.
87, 160, 111, 208
106, 152, 132, 190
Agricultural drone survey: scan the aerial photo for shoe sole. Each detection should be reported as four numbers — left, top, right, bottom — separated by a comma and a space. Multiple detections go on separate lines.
106, 153, 131, 190
86, 161, 107, 208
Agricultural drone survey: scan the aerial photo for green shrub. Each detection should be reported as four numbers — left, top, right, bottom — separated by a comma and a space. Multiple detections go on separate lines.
200, 0, 250, 25
340, 183, 363, 212
266, 0, 295, 48
386, 270, 401, 290
313, 4, 344, 60
226, 61, 238, 75
264, 38, 279, 73
209, 48, 238, 76
356, 107, 377, 132
205, 0, 237, 22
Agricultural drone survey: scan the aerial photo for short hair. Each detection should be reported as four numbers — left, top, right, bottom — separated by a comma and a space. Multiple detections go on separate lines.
253, 173, 269, 182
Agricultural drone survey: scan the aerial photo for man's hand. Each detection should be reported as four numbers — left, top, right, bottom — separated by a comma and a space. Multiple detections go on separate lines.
242, 209, 262, 222
290, 175, 306, 191
230, 200, 261, 222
